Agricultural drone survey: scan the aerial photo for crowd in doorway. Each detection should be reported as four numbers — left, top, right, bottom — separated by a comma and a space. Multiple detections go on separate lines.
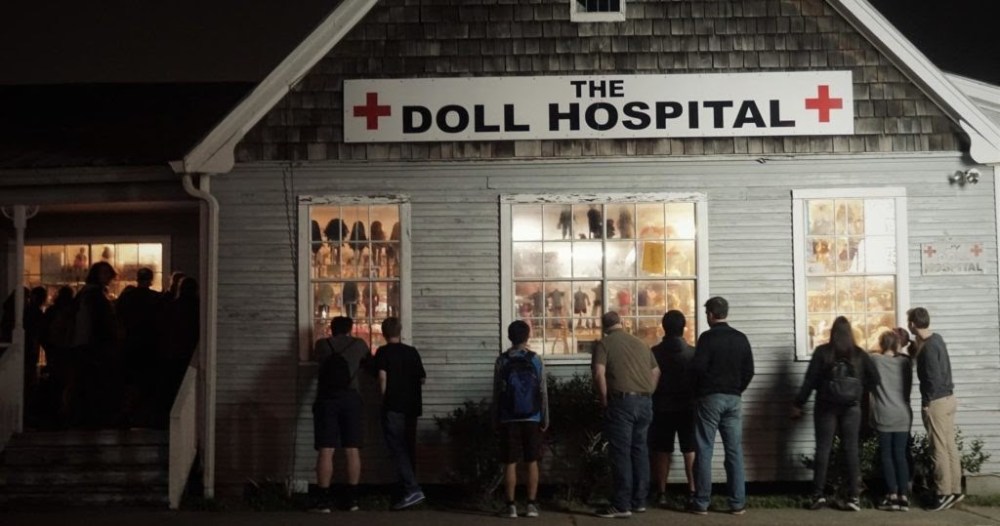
0, 264, 199, 430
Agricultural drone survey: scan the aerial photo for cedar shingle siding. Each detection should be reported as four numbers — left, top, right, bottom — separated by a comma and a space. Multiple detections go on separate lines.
236, 0, 961, 162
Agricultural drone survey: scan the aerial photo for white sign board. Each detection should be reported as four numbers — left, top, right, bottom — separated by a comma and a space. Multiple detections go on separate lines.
344, 72, 854, 143
921, 242, 986, 275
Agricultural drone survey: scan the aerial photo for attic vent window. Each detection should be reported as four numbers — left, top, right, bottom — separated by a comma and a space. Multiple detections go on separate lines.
571, 0, 626, 22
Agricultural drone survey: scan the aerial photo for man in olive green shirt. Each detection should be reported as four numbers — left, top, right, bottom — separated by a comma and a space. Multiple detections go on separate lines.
592, 311, 660, 518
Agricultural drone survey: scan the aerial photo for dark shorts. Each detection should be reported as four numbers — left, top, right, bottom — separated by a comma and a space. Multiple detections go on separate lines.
499, 421, 543, 463
649, 409, 695, 454
313, 391, 363, 449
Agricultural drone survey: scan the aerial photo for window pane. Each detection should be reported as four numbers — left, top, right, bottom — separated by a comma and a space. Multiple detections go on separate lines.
609, 204, 636, 239
835, 276, 864, 313
546, 282, 572, 321
666, 280, 696, 317
864, 199, 895, 236
864, 236, 896, 273
666, 203, 696, 239
867, 276, 895, 311
572, 281, 601, 319
807, 237, 835, 274
637, 204, 665, 239
543, 242, 572, 278
383, 240, 401, 278
807, 200, 834, 236
314, 282, 342, 319
386, 282, 401, 318
512, 205, 543, 241
638, 242, 666, 276
583, 205, 605, 239
637, 281, 665, 316
565, 241, 598, 279
666, 240, 695, 276
513, 242, 543, 279
806, 277, 835, 315
636, 317, 662, 347
544, 204, 575, 240
835, 237, 862, 273
606, 241, 636, 278
846, 199, 865, 235
608, 281, 635, 316
515, 282, 546, 319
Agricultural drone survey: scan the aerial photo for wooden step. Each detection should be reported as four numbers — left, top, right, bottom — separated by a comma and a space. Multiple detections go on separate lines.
1, 444, 167, 466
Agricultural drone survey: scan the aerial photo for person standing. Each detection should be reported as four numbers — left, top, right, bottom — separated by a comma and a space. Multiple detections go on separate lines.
871, 328, 914, 512
310, 316, 371, 513
592, 311, 660, 518
909, 307, 963, 511
689, 296, 754, 516
492, 320, 549, 519
373, 317, 427, 510
792, 316, 880, 512
649, 310, 697, 507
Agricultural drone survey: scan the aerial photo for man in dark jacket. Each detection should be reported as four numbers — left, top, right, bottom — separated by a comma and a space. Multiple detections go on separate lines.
689, 297, 754, 515
909, 307, 963, 511
650, 310, 696, 506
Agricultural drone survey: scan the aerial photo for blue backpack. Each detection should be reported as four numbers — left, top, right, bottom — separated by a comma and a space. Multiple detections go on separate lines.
500, 351, 541, 420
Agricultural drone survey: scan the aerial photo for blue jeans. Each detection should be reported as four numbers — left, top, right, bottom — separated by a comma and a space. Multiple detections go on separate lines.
604, 394, 653, 511
693, 394, 746, 510
382, 410, 421, 495
879, 431, 910, 496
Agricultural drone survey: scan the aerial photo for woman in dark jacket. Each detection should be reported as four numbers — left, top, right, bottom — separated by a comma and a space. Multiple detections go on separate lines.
792, 316, 881, 511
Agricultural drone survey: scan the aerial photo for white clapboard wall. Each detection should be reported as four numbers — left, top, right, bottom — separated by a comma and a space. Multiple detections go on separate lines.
210, 153, 999, 492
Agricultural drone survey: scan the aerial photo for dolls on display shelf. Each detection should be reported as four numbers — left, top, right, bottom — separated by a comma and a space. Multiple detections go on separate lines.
362, 282, 380, 321
590, 284, 603, 322
557, 208, 573, 239
573, 287, 591, 328
387, 282, 400, 318
324, 218, 349, 262
349, 221, 368, 266
342, 280, 360, 319
618, 208, 634, 239
369, 220, 386, 269
385, 222, 401, 276
587, 206, 603, 239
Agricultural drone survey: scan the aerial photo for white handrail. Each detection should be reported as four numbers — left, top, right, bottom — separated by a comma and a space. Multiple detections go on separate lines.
168, 363, 199, 510
0, 341, 23, 452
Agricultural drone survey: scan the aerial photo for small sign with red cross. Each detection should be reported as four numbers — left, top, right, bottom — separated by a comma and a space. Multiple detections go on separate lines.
921, 242, 987, 275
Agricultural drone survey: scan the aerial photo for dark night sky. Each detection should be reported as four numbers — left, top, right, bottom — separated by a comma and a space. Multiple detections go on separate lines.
0, 1, 997, 85
0, 1, 338, 84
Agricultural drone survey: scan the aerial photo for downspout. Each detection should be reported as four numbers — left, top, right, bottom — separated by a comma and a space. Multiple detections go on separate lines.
182, 173, 219, 499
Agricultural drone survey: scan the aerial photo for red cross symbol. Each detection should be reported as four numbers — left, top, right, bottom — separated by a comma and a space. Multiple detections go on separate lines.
353, 92, 391, 130
923, 245, 937, 258
805, 85, 843, 123
971, 244, 983, 257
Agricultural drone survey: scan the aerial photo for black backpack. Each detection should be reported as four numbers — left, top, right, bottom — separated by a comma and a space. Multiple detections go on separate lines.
499, 351, 541, 420
319, 338, 362, 393
825, 357, 862, 405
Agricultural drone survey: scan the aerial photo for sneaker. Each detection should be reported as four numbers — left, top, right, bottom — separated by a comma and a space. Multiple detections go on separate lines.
525, 502, 540, 518
950, 493, 966, 508
729, 507, 747, 515
877, 496, 899, 511
632, 506, 647, 513
392, 490, 426, 510
307, 487, 332, 513
655, 492, 668, 507
685, 502, 708, 516
845, 497, 861, 512
498, 503, 518, 518
896, 496, 909, 512
928, 494, 954, 512
594, 506, 632, 518
347, 500, 360, 512
808, 495, 827, 510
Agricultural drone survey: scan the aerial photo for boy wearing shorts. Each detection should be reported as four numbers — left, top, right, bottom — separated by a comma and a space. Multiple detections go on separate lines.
492, 320, 549, 518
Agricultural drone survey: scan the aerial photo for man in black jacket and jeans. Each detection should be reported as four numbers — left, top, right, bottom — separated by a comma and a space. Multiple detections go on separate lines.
689, 297, 754, 516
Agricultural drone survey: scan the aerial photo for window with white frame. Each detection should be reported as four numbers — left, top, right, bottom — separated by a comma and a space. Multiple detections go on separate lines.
23, 238, 168, 298
570, 0, 626, 22
502, 194, 707, 358
792, 188, 909, 359
299, 197, 409, 361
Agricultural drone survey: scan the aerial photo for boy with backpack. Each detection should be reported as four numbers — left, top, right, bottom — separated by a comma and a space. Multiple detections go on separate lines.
492, 320, 549, 519
310, 316, 371, 513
